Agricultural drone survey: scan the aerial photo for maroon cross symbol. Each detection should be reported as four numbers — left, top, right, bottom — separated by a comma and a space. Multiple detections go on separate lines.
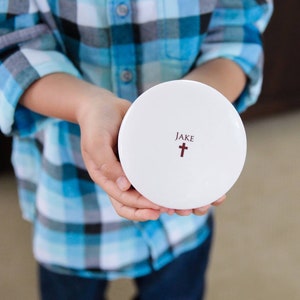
179, 143, 188, 157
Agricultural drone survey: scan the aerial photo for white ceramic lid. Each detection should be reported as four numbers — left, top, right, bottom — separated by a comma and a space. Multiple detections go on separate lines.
118, 80, 247, 209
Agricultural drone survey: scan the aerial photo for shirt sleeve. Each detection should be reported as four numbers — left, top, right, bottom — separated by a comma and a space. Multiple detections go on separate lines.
196, 0, 273, 112
0, 1, 82, 137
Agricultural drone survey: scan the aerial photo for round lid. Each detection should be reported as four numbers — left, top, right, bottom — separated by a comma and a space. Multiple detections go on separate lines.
118, 80, 247, 209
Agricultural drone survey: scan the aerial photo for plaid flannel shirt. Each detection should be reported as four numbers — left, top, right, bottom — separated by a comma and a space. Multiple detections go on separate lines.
0, 0, 272, 279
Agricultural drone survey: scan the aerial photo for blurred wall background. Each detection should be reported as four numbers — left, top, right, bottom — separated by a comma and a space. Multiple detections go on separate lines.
242, 0, 300, 119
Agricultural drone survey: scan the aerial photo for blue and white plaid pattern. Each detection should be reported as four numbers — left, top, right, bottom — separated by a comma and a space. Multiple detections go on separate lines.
0, 0, 272, 279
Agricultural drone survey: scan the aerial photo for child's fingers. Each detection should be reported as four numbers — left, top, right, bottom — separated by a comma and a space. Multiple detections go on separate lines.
211, 194, 227, 206
110, 197, 161, 221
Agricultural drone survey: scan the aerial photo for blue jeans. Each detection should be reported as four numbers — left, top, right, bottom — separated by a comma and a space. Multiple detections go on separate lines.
39, 215, 214, 300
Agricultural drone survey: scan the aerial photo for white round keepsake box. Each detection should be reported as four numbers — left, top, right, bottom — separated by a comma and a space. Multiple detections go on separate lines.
118, 80, 247, 209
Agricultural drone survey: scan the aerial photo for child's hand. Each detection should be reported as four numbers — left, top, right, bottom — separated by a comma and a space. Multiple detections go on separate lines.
77, 92, 162, 221
163, 195, 226, 217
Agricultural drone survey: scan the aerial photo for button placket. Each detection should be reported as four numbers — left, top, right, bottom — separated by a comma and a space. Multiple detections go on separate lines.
109, 1, 137, 100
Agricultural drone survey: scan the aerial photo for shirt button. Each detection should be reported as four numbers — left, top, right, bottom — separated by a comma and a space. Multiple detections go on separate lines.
116, 4, 129, 17
120, 70, 133, 83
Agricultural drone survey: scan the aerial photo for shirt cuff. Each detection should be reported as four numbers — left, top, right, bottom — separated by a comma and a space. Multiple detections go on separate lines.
196, 42, 264, 113
0, 48, 82, 136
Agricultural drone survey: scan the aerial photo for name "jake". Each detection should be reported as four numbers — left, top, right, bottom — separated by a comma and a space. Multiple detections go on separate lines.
175, 132, 194, 142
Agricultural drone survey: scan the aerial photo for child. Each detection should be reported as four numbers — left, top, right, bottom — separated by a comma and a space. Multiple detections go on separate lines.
0, 1, 273, 299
